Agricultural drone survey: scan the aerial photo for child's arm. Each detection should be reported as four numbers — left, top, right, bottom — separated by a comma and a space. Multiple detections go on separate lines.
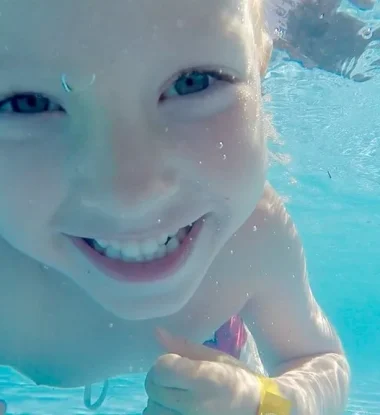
240, 185, 350, 414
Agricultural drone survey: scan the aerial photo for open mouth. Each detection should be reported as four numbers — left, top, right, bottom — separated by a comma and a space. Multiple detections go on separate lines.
82, 223, 193, 263
71, 217, 204, 283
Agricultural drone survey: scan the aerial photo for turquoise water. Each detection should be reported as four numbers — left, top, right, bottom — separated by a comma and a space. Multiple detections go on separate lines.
1, 55, 380, 414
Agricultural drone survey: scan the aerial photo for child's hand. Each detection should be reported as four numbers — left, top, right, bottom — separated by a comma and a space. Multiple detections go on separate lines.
0, 400, 6, 415
144, 328, 261, 415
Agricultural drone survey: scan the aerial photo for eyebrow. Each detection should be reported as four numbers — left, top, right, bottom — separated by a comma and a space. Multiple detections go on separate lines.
0, 19, 253, 90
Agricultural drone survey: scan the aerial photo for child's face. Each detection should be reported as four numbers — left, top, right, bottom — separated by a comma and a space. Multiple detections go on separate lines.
0, 0, 268, 320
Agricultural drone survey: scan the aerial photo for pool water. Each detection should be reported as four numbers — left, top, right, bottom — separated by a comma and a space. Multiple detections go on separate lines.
266, 53, 380, 414
1, 49, 380, 415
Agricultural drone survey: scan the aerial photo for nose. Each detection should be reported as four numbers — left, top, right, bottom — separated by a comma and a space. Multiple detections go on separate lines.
63, 112, 179, 227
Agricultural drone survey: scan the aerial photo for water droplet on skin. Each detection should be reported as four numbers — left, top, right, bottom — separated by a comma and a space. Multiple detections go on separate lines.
219, 141, 224, 149
230, 250, 234, 255
319, 13, 324, 19
157, 219, 161, 224
199, 160, 202, 165
42, 265, 49, 270
222, 154, 227, 160
109, 323, 114, 328
253, 225, 257, 231
165, 127, 169, 133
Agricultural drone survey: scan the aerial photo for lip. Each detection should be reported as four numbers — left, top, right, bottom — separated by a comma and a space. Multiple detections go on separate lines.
70, 215, 205, 283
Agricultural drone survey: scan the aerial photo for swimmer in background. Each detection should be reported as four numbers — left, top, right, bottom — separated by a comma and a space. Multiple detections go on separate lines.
0, 1, 349, 414
267, 0, 380, 80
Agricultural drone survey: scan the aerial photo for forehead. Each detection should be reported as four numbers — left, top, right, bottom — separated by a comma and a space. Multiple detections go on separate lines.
0, 0, 253, 70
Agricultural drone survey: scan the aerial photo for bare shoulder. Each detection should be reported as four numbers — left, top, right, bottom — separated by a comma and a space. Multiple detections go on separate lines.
248, 183, 304, 292
252, 182, 297, 243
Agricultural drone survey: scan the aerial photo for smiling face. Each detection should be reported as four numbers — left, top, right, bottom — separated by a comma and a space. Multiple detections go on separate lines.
0, 0, 270, 320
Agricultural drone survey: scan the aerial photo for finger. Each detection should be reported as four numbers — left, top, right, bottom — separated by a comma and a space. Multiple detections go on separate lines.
145, 373, 195, 413
149, 353, 195, 390
157, 328, 247, 372
143, 399, 180, 415
148, 353, 226, 396
0, 400, 6, 415
156, 328, 231, 363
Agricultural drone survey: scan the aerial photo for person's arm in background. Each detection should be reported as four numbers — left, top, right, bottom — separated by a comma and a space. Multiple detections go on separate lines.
349, 0, 375, 10
269, 0, 379, 80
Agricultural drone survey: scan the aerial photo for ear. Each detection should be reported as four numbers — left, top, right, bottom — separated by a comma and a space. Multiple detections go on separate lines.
260, 30, 273, 77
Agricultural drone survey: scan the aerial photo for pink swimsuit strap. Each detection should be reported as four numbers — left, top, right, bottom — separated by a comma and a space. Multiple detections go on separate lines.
203, 315, 247, 359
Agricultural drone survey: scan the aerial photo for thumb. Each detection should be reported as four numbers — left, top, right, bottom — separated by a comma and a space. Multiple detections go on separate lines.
156, 327, 232, 363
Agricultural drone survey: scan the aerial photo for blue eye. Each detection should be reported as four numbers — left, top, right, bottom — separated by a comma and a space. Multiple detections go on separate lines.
174, 71, 212, 95
163, 70, 234, 99
0, 93, 64, 114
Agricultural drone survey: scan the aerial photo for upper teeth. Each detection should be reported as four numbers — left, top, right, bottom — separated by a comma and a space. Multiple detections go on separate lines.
91, 225, 191, 262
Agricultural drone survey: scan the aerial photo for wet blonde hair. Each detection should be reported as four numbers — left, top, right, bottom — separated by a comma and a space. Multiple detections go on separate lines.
249, 0, 289, 167
250, 0, 273, 77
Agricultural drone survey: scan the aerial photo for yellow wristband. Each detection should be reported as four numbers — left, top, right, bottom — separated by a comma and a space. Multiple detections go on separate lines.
256, 375, 292, 415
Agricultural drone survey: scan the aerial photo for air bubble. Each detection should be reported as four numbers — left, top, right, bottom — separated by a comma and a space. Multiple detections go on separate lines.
61, 72, 96, 93
360, 26, 373, 40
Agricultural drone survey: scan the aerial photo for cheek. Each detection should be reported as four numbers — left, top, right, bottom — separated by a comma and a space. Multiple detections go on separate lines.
170, 95, 267, 196
0, 140, 67, 237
